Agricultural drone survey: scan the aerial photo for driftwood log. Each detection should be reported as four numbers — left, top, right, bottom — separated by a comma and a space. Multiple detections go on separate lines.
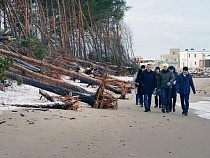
39, 89, 54, 102
9, 103, 65, 109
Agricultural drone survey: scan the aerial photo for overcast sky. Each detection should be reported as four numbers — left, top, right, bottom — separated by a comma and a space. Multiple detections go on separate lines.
124, 0, 210, 59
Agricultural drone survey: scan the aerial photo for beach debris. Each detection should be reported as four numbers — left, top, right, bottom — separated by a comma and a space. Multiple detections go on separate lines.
93, 74, 118, 109
20, 113, 25, 117
39, 89, 54, 102
12, 110, 18, 112
196, 89, 207, 94
0, 49, 133, 109
55, 94, 82, 111
0, 120, 6, 124
70, 117, 76, 120
25, 108, 49, 112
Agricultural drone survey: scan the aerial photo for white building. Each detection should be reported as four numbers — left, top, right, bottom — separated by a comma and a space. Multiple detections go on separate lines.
179, 49, 210, 69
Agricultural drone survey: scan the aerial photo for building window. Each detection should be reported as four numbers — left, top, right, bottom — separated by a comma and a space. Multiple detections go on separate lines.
194, 54, 196, 58
174, 58, 176, 61
166, 59, 168, 62
195, 61, 196, 65
189, 54, 190, 58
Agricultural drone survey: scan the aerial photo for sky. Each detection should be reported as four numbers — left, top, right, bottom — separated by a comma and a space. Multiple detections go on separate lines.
124, 0, 210, 59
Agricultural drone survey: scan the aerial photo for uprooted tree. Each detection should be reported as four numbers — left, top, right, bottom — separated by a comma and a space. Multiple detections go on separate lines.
0, 0, 135, 109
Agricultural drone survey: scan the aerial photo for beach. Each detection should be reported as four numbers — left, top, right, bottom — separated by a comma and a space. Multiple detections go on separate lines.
1, 78, 210, 158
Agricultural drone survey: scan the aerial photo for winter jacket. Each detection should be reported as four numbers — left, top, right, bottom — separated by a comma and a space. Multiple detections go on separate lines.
159, 69, 174, 89
135, 69, 143, 95
176, 73, 196, 94
131, 72, 138, 95
155, 73, 161, 95
172, 72, 178, 89
140, 70, 156, 95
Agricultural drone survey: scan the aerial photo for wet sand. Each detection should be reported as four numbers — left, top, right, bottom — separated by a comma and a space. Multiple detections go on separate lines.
0, 78, 210, 158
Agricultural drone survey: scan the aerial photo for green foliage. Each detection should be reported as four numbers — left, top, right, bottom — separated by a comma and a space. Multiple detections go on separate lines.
82, 0, 130, 24
0, 56, 13, 83
17, 76, 23, 86
20, 35, 46, 60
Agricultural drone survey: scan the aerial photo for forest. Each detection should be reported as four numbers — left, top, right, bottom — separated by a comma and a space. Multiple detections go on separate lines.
0, 0, 135, 109
0, 0, 135, 71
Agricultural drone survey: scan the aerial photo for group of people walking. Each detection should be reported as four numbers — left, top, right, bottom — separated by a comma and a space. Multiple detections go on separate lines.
132, 63, 196, 116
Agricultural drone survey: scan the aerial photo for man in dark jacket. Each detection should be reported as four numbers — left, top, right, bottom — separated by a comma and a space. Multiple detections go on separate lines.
168, 65, 178, 112
159, 63, 174, 113
154, 67, 161, 108
135, 65, 145, 106
140, 64, 156, 112
176, 66, 196, 116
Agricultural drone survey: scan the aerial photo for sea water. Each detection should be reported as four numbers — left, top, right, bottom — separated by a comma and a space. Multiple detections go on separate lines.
190, 98, 210, 120
177, 97, 210, 120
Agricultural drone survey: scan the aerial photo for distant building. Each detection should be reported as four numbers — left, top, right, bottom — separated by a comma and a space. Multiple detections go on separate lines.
179, 49, 210, 69
132, 56, 159, 67
205, 56, 210, 67
160, 49, 180, 68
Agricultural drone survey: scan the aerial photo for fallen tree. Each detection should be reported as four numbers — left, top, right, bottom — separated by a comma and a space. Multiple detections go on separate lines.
0, 49, 122, 94
5, 71, 96, 106
12, 63, 94, 95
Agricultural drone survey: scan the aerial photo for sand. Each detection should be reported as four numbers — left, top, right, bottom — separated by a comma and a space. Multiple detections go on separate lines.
0, 78, 210, 158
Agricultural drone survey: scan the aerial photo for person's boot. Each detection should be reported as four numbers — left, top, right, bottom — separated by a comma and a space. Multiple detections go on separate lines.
161, 105, 165, 113
154, 105, 158, 108
166, 106, 170, 113
169, 105, 172, 112
144, 108, 149, 112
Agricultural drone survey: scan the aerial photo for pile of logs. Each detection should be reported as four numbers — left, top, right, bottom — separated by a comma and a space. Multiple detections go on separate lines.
0, 49, 132, 110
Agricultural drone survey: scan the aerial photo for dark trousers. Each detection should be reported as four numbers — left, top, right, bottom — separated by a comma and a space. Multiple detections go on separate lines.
139, 94, 143, 105
180, 93, 190, 114
155, 95, 161, 107
136, 94, 143, 105
170, 88, 177, 111
161, 88, 171, 111
144, 94, 152, 110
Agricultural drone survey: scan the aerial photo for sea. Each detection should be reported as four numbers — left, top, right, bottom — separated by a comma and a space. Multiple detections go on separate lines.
188, 97, 210, 120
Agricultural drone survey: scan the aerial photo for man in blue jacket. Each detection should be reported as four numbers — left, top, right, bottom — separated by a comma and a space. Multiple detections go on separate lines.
176, 66, 196, 116
140, 64, 157, 112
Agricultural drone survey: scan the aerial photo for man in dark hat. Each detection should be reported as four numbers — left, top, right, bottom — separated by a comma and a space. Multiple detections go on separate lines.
176, 66, 196, 116
168, 65, 178, 112
154, 67, 161, 108
138, 65, 145, 106
132, 65, 145, 106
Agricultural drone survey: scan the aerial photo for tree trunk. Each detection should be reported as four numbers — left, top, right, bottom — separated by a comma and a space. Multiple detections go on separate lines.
5, 71, 96, 106
12, 63, 94, 95
0, 49, 121, 94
